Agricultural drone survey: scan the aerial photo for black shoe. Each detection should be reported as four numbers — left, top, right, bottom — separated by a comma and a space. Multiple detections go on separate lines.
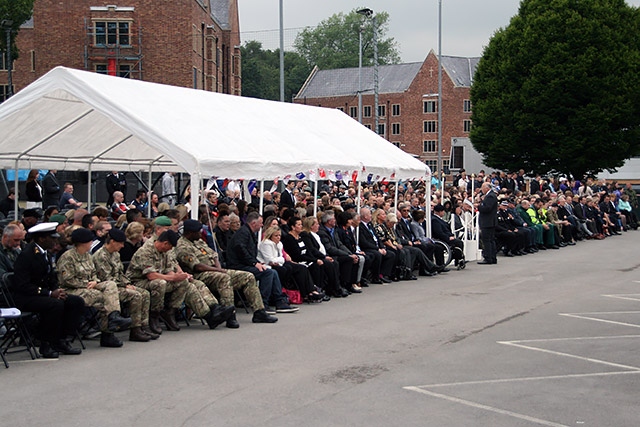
549, 245, 560, 249
422, 271, 437, 277
370, 279, 383, 284
322, 295, 331, 302
360, 278, 369, 287
100, 332, 123, 348
226, 312, 240, 329
567, 241, 576, 246
252, 309, 278, 323
275, 304, 300, 313
107, 311, 133, 332
538, 245, 547, 250
53, 339, 82, 355
339, 287, 350, 297
381, 277, 392, 284
504, 251, 514, 257
39, 342, 59, 359
345, 285, 362, 294
477, 260, 492, 265
206, 304, 235, 329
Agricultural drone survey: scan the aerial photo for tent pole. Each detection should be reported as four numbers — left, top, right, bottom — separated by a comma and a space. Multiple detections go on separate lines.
13, 160, 19, 220
426, 174, 432, 238
394, 181, 399, 211
87, 162, 92, 211
258, 180, 264, 242
356, 179, 362, 214
147, 164, 153, 218
190, 171, 200, 220
313, 170, 318, 217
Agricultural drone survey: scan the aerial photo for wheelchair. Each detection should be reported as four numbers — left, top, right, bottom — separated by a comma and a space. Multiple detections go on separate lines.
433, 239, 466, 270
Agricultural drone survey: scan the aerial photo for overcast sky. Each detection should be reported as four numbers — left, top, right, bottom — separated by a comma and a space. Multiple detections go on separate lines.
238, 0, 640, 62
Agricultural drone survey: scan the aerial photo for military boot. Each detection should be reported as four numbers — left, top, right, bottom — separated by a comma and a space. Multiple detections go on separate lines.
129, 327, 151, 342
100, 332, 123, 348
205, 304, 235, 329
141, 325, 160, 340
159, 308, 180, 331
148, 312, 162, 335
107, 311, 132, 332
225, 311, 240, 329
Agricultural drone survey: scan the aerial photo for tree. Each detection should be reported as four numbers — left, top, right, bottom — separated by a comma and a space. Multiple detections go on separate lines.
293, 9, 400, 70
0, 0, 34, 60
240, 40, 313, 102
470, 0, 640, 179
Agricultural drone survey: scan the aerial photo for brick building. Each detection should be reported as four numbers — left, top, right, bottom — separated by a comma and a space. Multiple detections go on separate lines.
2, 0, 241, 99
294, 50, 479, 175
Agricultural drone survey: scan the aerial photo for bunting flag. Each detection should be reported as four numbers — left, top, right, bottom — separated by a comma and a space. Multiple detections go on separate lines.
282, 174, 291, 184
390, 171, 396, 180
367, 173, 374, 184
335, 170, 343, 181
221, 178, 230, 191
247, 179, 257, 195
328, 170, 335, 180
351, 170, 358, 183
342, 171, 350, 185
361, 163, 366, 172
269, 177, 279, 193
295, 172, 306, 180
375, 175, 381, 182
318, 168, 327, 179
205, 176, 218, 191
308, 169, 317, 182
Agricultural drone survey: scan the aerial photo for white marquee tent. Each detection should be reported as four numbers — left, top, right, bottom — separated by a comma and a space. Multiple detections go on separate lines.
0, 66, 430, 216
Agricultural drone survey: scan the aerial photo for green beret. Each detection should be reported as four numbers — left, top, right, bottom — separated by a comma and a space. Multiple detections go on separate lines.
154, 216, 172, 226
49, 214, 67, 225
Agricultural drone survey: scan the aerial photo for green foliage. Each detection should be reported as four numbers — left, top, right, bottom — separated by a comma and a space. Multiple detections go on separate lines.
0, 0, 34, 59
240, 40, 313, 102
293, 9, 400, 69
470, 0, 640, 179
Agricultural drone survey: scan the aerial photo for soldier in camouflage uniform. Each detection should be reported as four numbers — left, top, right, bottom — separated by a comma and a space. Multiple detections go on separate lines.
126, 229, 234, 332
177, 219, 277, 325
93, 228, 157, 342
57, 228, 132, 348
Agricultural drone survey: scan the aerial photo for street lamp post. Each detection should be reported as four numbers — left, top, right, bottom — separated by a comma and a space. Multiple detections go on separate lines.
357, 8, 375, 129
1, 20, 13, 99
437, 0, 443, 177
358, 23, 364, 123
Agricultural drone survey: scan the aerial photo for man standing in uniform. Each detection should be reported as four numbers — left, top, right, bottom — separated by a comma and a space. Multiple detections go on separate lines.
478, 182, 498, 264
42, 170, 61, 209
92, 228, 157, 342
176, 219, 277, 326
106, 171, 127, 208
10, 223, 84, 358
57, 228, 132, 347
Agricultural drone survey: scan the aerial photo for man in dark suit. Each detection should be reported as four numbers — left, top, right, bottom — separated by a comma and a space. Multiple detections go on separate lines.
42, 169, 61, 209
279, 180, 296, 209
431, 204, 465, 265
478, 182, 498, 264
10, 223, 84, 358
316, 211, 360, 293
106, 171, 127, 208
396, 202, 444, 270
358, 207, 394, 283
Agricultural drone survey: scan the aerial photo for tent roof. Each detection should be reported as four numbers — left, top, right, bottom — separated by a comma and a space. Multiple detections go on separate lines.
0, 67, 429, 180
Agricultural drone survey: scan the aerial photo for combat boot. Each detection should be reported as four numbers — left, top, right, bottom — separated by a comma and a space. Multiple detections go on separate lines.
107, 311, 132, 332
252, 309, 278, 324
129, 327, 151, 342
205, 304, 235, 329
100, 332, 123, 348
159, 308, 180, 331
148, 312, 162, 335
225, 311, 240, 329
141, 325, 160, 340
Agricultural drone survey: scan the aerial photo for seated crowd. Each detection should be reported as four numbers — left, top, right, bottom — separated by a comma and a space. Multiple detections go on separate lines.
0, 172, 637, 361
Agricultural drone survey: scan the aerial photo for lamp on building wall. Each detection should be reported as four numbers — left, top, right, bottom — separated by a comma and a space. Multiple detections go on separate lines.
1, 19, 13, 99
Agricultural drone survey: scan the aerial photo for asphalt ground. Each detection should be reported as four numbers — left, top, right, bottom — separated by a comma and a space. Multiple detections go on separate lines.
1, 231, 639, 426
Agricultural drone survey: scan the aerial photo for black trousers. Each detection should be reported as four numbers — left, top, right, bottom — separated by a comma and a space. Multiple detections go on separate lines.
12, 293, 84, 344
480, 227, 497, 263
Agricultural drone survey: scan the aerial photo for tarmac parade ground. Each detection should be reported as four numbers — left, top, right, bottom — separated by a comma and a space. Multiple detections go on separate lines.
1, 232, 639, 426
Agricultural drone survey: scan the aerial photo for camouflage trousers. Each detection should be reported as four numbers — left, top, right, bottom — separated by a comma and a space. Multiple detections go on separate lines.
133, 278, 188, 312
65, 281, 121, 332
118, 286, 150, 328
184, 279, 218, 318
195, 269, 263, 310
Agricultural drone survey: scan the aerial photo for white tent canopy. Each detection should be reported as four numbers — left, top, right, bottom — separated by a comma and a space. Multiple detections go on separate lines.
0, 66, 429, 180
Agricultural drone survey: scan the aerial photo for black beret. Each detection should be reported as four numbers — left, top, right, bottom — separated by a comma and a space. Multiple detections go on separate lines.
71, 228, 94, 244
433, 204, 445, 212
23, 208, 42, 218
109, 228, 126, 242
183, 219, 202, 233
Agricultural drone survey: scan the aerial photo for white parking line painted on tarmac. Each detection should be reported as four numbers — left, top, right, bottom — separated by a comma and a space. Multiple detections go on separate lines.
404, 386, 571, 427
559, 312, 640, 329
604, 293, 640, 302
499, 341, 640, 371
410, 370, 640, 389
504, 334, 640, 343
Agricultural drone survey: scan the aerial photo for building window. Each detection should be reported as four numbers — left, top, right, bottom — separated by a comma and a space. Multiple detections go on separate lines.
363, 105, 372, 118
450, 146, 464, 170
378, 105, 386, 117
392, 123, 401, 135
463, 99, 472, 113
423, 100, 437, 113
337, 107, 344, 113
94, 21, 130, 46
0, 52, 13, 71
423, 140, 437, 152
392, 104, 401, 116
0, 85, 13, 102
30, 50, 36, 72
391, 142, 400, 148
423, 120, 437, 133
463, 120, 472, 133
442, 159, 451, 174
377, 123, 385, 137
364, 124, 372, 130
425, 159, 437, 171
349, 106, 357, 118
